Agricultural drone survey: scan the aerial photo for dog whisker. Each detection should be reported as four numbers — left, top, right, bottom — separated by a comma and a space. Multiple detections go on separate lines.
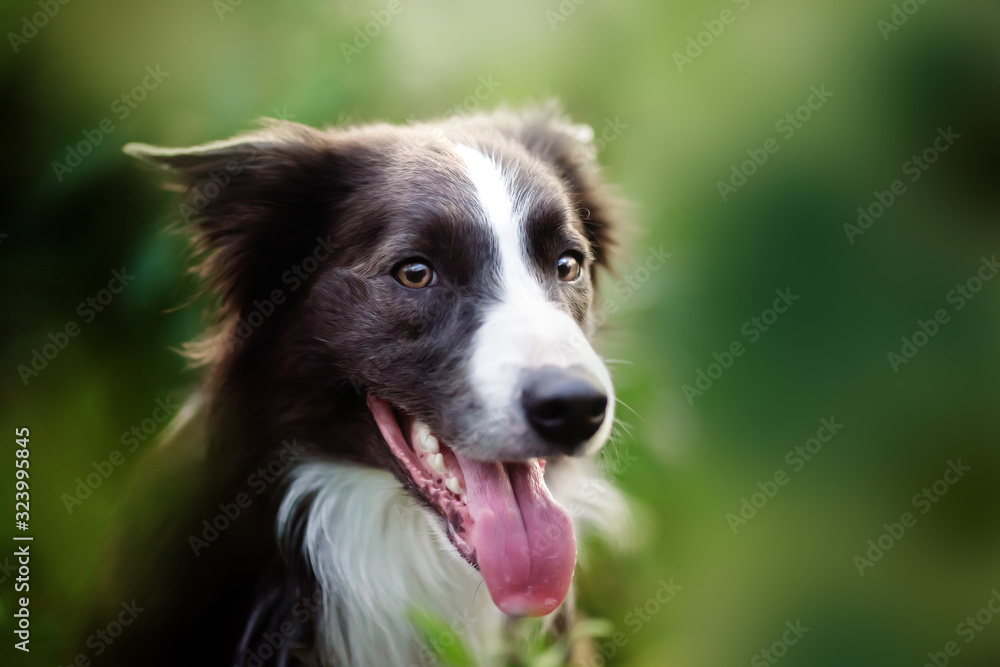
612, 416, 635, 438
615, 397, 643, 421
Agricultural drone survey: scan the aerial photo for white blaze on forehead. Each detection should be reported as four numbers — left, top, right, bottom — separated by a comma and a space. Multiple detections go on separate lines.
453, 144, 534, 297
454, 144, 615, 455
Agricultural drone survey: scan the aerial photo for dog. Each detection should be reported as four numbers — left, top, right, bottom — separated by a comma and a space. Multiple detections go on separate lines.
105, 105, 629, 666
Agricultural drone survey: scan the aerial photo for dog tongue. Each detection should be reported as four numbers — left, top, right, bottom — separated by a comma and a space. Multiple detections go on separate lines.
456, 454, 577, 617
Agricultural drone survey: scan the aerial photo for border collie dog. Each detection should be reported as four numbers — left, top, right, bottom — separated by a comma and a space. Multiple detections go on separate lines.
117, 106, 628, 666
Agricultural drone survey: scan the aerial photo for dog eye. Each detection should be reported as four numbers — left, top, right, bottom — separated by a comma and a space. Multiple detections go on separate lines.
556, 252, 583, 282
393, 260, 434, 289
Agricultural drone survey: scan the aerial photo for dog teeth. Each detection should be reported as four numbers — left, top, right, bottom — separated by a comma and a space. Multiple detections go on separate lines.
428, 453, 446, 474
446, 476, 464, 496
421, 434, 440, 454
413, 420, 439, 453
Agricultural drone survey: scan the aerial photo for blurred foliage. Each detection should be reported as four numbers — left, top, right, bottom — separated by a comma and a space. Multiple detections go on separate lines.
2, 0, 1000, 665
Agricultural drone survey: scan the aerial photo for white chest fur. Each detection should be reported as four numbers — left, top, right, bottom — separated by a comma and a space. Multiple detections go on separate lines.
278, 459, 628, 666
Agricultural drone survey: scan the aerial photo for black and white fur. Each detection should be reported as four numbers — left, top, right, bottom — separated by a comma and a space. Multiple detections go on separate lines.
100, 106, 629, 667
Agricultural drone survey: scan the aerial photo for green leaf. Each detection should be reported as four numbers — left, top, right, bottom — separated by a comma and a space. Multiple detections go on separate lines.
570, 618, 615, 642
526, 643, 568, 667
408, 606, 476, 667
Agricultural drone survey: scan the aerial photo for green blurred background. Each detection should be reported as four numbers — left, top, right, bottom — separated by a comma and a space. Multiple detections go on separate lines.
2, 0, 1000, 665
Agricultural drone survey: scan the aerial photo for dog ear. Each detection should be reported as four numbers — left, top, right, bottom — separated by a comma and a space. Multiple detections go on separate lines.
125, 121, 347, 328
489, 105, 626, 271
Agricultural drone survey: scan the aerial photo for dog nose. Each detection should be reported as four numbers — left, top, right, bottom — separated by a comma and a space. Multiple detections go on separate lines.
521, 366, 608, 454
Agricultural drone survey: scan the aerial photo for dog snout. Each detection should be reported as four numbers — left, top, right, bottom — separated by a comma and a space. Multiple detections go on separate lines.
520, 365, 608, 454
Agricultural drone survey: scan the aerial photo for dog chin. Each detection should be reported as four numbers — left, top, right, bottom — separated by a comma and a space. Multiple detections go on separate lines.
366, 393, 578, 618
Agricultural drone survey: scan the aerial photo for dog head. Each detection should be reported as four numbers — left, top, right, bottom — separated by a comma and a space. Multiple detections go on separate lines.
127, 106, 624, 617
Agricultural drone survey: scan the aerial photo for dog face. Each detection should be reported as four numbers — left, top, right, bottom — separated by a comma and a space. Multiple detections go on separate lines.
127, 107, 622, 618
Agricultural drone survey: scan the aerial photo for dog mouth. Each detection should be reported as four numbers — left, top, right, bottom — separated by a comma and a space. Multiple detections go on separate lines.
366, 393, 577, 617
